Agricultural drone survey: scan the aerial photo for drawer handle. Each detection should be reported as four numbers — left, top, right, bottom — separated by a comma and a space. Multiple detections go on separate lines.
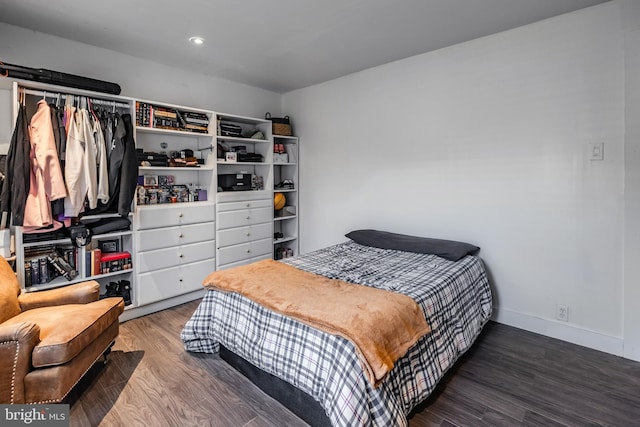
246, 216, 251, 220
246, 232, 251, 236
179, 213, 184, 218
179, 278, 183, 282
179, 234, 184, 238
179, 253, 184, 258
246, 203, 251, 207
246, 249, 251, 253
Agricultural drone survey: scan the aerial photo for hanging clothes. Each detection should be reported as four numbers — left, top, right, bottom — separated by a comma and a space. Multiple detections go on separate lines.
23, 100, 67, 228
63, 106, 87, 217
83, 111, 124, 216
93, 112, 109, 205
49, 102, 66, 218
0, 104, 31, 226
118, 113, 138, 216
79, 108, 98, 209
5, 91, 136, 223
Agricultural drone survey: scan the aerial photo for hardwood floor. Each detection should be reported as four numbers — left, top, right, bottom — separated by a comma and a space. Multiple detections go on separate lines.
68, 300, 640, 426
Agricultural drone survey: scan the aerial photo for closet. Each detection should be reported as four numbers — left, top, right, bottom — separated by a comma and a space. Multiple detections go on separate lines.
4, 81, 136, 307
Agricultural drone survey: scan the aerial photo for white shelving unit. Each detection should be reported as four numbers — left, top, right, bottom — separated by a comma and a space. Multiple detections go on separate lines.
215, 114, 274, 270
129, 99, 216, 319
273, 135, 299, 259
5, 79, 302, 321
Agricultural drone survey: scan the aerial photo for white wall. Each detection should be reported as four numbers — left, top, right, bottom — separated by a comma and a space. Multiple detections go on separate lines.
622, 0, 640, 361
284, 2, 633, 357
0, 22, 282, 152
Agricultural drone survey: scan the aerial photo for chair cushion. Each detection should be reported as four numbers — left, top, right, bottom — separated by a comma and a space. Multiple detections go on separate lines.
0, 257, 22, 324
2, 297, 124, 367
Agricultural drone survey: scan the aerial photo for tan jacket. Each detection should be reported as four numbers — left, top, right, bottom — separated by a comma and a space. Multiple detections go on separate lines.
23, 101, 67, 228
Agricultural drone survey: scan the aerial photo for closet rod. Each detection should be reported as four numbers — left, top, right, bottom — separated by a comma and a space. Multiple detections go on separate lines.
21, 88, 130, 109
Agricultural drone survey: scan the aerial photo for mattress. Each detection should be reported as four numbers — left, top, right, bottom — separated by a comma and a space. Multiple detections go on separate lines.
181, 241, 493, 426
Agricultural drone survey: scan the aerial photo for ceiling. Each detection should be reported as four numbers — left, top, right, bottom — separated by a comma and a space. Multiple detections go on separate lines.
0, 0, 610, 94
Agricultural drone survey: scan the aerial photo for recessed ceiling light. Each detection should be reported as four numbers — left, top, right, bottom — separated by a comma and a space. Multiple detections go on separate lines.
189, 36, 205, 46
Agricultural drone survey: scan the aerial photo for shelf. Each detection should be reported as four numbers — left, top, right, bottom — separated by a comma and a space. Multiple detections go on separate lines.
274, 236, 297, 244
136, 201, 214, 210
92, 230, 133, 239
86, 269, 134, 281
274, 188, 296, 193
274, 214, 297, 221
135, 126, 213, 138
24, 279, 75, 293
139, 165, 214, 171
217, 113, 270, 125
24, 268, 133, 293
23, 237, 73, 248
273, 135, 298, 141
217, 135, 271, 144
217, 161, 267, 166
273, 162, 297, 166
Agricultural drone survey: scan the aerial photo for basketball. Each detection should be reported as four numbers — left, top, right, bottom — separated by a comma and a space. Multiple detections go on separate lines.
274, 192, 286, 210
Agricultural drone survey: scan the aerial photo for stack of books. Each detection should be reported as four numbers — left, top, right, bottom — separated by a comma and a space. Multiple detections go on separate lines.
99, 251, 133, 274
135, 102, 210, 133
180, 111, 210, 133
24, 244, 78, 286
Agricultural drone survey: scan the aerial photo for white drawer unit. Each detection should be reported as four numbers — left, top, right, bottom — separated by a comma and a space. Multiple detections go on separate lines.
136, 258, 215, 306
216, 197, 273, 270
137, 241, 216, 274
217, 207, 272, 230
138, 202, 215, 230
217, 223, 272, 247
137, 222, 215, 252
218, 253, 272, 270
217, 237, 273, 267
216, 199, 272, 212
135, 202, 216, 309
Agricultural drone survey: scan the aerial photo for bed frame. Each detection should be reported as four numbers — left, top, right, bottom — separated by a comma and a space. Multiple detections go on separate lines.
220, 345, 332, 427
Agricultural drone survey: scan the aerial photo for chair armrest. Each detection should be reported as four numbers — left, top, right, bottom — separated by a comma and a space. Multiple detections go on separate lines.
0, 322, 40, 404
18, 280, 101, 311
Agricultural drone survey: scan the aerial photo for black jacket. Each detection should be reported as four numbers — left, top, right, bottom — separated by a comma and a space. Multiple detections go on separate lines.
118, 113, 138, 216
1, 105, 31, 226
84, 112, 138, 217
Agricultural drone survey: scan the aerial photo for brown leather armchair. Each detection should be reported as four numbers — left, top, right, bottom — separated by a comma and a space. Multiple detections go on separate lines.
0, 256, 124, 404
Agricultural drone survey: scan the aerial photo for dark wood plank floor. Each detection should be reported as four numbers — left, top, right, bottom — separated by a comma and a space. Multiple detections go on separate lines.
67, 300, 640, 426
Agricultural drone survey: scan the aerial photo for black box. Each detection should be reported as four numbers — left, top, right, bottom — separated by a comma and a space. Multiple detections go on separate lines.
218, 173, 252, 191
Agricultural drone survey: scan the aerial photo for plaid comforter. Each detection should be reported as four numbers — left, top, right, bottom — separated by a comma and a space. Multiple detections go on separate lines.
181, 242, 493, 426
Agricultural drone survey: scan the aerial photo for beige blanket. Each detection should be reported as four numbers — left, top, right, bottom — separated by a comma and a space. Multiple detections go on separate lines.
202, 259, 431, 387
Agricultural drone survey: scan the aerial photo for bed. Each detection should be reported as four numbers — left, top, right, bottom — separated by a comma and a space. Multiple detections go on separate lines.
181, 230, 493, 426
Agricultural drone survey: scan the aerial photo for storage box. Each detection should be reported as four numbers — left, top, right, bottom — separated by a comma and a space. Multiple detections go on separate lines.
273, 153, 289, 164
218, 173, 252, 191
265, 113, 292, 136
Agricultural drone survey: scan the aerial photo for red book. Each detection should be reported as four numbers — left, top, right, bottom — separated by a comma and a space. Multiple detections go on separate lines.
100, 251, 131, 262
91, 249, 101, 275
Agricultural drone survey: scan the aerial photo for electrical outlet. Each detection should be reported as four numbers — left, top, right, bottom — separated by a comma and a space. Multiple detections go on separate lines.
556, 304, 569, 322
589, 142, 604, 161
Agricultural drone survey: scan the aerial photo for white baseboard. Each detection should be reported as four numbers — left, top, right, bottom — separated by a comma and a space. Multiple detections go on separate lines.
492, 307, 625, 358
119, 289, 205, 322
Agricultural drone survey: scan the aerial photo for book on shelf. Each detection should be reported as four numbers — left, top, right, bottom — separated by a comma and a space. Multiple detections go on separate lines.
153, 106, 177, 119
184, 116, 209, 125
136, 101, 210, 131
84, 248, 101, 276
29, 258, 40, 285
24, 244, 78, 286
183, 123, 208, 132
100, 251, 132, 274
